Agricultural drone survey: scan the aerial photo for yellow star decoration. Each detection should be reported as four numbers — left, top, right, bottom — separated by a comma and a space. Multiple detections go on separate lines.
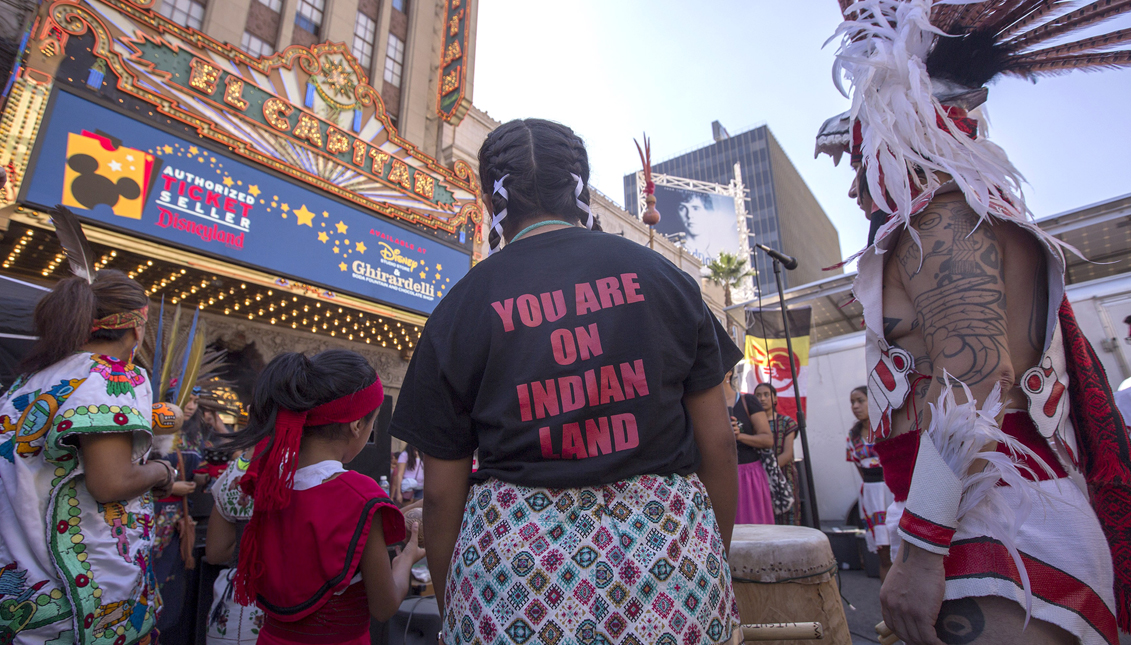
162, 145, 173, 154
317, 231, 329, 243
280, 203, 290, 212
336, 221, 349, 234
356, 242, 367, 254
188, 146, 198, 155
322, 211, 329, 218
419, 271, 426, 278
222, 176, 234, 187
436, 264, 443, 271
333, 246, 340, 254
248, 185, 261, 197
434, 273, 441, 280
339, 262, 348, 272
294, 205, 316, 227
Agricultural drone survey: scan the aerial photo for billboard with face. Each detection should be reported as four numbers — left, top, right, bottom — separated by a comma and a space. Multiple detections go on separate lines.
651, 184, 741, 264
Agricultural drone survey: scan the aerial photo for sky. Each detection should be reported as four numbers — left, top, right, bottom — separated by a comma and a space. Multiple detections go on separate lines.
471, 0, 1131, 268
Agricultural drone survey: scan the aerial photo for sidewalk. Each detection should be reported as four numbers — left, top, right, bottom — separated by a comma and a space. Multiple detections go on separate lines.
836, 569, 882, 645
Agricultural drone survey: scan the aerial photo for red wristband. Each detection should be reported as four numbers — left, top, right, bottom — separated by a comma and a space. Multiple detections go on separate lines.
898, 507, 957, 551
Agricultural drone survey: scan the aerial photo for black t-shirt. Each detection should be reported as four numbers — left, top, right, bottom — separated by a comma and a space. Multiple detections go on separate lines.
732, 393, 766, 465
390, 227, 743, 488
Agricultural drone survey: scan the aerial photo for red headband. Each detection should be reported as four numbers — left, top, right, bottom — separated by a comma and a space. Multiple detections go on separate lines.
235, 377, 384, 606
91, 305, 149, 333
240, 378, 384, 511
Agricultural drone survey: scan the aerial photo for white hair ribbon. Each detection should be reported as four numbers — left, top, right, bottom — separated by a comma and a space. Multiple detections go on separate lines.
488, 174, 510, 256
570, 173, 593, 230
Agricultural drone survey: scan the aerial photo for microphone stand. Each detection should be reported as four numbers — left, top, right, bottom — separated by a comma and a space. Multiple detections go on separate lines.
766, 254, 821, 529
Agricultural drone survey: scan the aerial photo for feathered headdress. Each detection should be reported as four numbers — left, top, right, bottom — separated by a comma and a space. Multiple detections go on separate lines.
817, 0, 1131, 251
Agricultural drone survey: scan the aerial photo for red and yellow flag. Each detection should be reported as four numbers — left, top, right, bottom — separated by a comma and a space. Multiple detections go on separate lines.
743, 306, 812, 420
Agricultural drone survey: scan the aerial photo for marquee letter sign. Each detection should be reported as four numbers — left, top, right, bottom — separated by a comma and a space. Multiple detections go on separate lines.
436, 0, 473, 125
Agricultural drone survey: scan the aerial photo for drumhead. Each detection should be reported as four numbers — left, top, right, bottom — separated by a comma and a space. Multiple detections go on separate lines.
729, 525, 838, 584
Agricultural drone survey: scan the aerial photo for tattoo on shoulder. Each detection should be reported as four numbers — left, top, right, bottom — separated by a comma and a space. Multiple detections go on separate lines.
896, 235, 922, 280
935, 597, 986, 644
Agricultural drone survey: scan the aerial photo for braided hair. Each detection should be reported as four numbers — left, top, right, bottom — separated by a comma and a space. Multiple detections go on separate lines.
477, 119, 600, 254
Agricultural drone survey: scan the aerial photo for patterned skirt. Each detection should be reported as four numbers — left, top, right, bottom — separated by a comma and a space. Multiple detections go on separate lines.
443, 473, 740, 645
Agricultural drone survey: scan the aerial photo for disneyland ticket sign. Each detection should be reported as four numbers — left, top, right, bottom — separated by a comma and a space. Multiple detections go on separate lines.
22, 90, 470, 315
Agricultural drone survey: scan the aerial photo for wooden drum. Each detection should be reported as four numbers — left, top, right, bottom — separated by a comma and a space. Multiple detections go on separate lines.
728, 525, 851, 644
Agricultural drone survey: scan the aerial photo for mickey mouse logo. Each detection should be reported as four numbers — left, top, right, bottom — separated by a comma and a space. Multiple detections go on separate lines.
67, 154, 141, 208
62, 131, 157, 220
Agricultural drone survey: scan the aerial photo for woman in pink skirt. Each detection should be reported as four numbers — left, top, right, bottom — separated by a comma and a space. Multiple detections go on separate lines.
726, 373, 776, 524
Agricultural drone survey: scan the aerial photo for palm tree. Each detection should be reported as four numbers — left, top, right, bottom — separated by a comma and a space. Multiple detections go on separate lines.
707, 251, 755, 307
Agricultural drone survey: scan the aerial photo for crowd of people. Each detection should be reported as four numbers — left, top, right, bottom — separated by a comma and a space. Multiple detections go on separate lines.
3, 2, 1131, 643
0, 116, 944, 645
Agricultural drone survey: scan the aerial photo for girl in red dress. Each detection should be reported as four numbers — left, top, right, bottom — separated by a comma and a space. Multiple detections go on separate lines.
227, 349, 424, 645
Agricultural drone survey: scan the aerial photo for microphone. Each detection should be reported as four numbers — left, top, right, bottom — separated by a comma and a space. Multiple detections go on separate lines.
755, 243, 798, 270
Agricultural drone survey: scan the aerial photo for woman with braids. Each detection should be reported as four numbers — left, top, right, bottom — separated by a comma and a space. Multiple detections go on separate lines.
845, 386, 893, 581
0, 269, 175, 645
391, 119, 743, 644
226, 349, 423, 645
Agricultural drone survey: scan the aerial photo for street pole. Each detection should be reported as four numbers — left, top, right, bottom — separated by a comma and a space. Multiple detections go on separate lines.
771, 259, 820, 528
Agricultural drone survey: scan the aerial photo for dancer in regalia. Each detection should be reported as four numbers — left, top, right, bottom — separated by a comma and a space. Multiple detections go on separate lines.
814, 2, 1131, 643
228, 350, 423, 645
0, 208, 174, 645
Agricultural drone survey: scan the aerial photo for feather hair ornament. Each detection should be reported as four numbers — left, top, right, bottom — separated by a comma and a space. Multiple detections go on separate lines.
48, 205, 96, 283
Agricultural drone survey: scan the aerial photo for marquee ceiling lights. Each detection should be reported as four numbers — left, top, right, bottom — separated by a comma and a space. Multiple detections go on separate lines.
0, 224, 422, 350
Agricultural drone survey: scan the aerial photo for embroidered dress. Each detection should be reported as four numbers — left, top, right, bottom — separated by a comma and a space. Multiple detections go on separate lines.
769, 416, 800, 526
206, 456, 262, 645
846, 434, 893, 553
0, 352, 156, 645
443, 473, 740, 645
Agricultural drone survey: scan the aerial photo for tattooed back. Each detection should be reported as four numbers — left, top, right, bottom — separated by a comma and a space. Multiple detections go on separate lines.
880, 191, 1049, 437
